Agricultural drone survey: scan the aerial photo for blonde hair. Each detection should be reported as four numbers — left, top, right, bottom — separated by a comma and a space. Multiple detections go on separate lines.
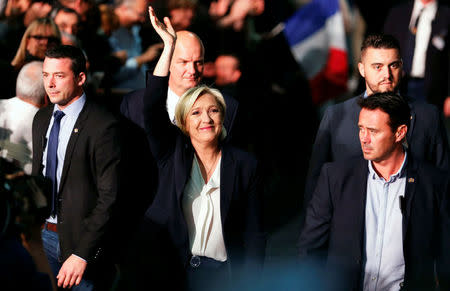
175, 85, 227, 140
11, 18, 61, 70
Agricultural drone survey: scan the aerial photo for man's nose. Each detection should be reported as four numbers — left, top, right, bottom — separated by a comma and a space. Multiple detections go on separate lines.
382, 66, 392, 79
360, 130, 370, 143
187, 62, 197, 75
47, 76, 55, 87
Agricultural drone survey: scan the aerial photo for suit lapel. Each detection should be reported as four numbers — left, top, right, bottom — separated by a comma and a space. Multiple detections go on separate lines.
175, 136, 194, 203
402, 157, 417, 241
219, 145, 233, 227
34, 105, 54, 175
58, 101, 89, 193
406, 102, 416, 145
354, 159, 369, 255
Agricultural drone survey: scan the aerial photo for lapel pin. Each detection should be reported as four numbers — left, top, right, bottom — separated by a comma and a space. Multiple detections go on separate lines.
408, 178, 415, 183
74, 128, 79, 133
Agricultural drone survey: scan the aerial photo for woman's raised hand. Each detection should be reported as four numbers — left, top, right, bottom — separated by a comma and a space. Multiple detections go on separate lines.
149, 6, 176, 47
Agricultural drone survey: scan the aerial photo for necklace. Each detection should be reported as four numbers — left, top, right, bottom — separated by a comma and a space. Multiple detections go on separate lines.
198, 151, 221, 183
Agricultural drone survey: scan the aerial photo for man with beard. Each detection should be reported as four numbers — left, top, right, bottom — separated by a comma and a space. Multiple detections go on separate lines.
303, 33, 449, 219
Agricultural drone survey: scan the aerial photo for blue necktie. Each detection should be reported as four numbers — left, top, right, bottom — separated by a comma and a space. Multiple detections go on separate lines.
46, 110, 65, 217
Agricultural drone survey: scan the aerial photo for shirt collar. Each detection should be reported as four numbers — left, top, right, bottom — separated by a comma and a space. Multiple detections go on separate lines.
54, 93, 86, 118
368, 151, 408, 182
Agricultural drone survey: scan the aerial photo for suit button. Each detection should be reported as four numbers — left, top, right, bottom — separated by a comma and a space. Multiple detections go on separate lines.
399, 282, 404, 288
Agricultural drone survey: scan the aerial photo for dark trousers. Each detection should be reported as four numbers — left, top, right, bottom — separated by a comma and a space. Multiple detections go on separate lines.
186, 256, 231, 291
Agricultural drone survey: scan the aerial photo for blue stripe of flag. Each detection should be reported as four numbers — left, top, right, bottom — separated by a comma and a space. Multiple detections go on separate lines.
283, 0, 339, 46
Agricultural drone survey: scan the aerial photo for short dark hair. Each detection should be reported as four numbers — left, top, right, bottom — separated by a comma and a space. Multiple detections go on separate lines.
361, 33, 401, 58
45, 45, 86, 76
53, 6, 81, 23
358, 92, 410, 132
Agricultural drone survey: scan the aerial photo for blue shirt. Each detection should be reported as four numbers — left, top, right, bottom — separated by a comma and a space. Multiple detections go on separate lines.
43, 94, 86, 221
108, 25, 146, 89
363, 152, 407, 291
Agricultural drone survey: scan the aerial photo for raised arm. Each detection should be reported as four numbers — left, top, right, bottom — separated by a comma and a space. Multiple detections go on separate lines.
149, 6, 176, 77
143, 7, 178, 161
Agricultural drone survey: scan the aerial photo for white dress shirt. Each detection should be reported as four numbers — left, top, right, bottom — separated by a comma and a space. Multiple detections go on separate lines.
182, 155, 227, 262
166, 87, 179, 124
363, 152, 407, 291
410, 0, 437, 78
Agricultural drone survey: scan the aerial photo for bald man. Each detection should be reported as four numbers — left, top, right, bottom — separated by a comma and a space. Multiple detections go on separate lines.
120, 30, 238, 136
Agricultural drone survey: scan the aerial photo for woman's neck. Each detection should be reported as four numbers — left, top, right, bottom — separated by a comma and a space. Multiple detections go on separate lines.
193, 142, 221, 184
194, 143, 220, 164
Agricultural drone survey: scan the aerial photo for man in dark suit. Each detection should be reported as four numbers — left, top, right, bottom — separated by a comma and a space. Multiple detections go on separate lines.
32, 45, 121, 290
384, 0, 450, 113
298, 92, 450, 291
120, 30, 238, 137
303, 33, 449, 214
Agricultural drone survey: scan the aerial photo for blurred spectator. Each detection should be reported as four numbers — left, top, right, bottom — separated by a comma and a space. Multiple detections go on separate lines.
0, 0, 53, 65
57, 0, 113, 73
213, 53, 241, 97
0, 0, 31, 63
109, 0, 163, 90
10, 17, 60, 71
22, 0, 53, 27
214, 54, 241, 87
1, 0, 31, 18
0, 157, 54, 290
209, 0, 264, 31
0, 61, 47, 174
98, 3, 119, 37
0, 0, 53, 33
168, 0, 197, 31
58, 0, 92, 22
51, 6, 80, 46
384, 0, 450, 115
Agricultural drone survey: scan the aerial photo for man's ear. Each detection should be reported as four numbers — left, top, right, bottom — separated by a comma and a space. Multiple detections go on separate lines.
77, 72, 86, 86
358, 62, 365, 78
395, 124, 407, 143
231, 70, 241, 83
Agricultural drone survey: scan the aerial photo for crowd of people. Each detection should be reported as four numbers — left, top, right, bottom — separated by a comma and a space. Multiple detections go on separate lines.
0, 0, 449, 290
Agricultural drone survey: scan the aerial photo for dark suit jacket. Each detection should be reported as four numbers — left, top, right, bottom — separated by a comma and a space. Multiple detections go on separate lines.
384, 1, 450, 107
304, 94, 449, 212
119, 77, 239, 139
138, 75, 266, 289
31, 99, 122, 265
298, 156, 450, 291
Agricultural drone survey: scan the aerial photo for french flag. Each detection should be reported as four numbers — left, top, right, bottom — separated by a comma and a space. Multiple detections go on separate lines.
283, 0, 348, 105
